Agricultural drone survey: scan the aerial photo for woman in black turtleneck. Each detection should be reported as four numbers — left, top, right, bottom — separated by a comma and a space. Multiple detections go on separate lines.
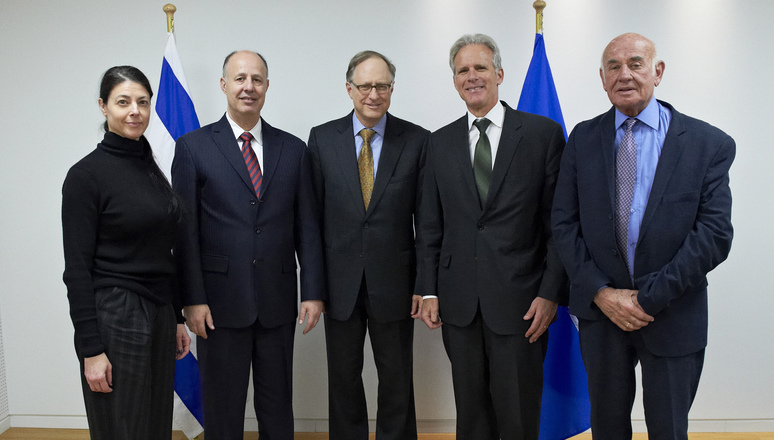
62, 65, 190, 439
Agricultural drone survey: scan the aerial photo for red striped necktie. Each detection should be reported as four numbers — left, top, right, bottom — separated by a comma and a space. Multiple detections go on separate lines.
240, 132, 262, 197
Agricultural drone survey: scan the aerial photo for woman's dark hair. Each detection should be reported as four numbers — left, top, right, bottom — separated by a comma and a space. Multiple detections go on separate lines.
99, 65, 154, 133
99, 65, 183, 222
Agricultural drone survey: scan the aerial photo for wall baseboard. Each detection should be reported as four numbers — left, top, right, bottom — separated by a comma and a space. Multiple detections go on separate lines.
7, 415, 774, 433
10, 416, 88, 430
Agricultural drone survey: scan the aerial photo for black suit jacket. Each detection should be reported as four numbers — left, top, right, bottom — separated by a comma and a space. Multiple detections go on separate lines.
172, 114, 324, 329
417, 101, 567, 335
551, 101, 735, 356
308, 112, 429, 323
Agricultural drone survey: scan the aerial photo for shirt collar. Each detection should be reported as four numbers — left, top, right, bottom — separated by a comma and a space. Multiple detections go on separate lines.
352, 113, 387, 138
226, 111, 262, 143
614, 97, 660, 131
467, 101, 505, 131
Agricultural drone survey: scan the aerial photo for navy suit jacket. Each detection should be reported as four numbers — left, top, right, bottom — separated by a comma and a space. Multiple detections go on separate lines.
172, 114, 324, 329
551, 101, 734, 356
308, 112, 429, 323
417, 102, 567, 335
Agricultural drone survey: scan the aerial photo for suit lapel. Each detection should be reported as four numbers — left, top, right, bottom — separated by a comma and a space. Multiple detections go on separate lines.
486, 106, 523, 210
638, 104, 686, 240
260, 118, 283, 197
333, 116, 365, 214
212, 115, 256, 195
599, 109, 618, 207
368, 114, 404, 216
447, 115, 481, 206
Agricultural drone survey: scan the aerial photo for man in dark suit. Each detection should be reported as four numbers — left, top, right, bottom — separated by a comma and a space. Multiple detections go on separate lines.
551, 33, 734, 440
307, 50, 428, 440
417, 34, 567, 440
172, 50, 324, 439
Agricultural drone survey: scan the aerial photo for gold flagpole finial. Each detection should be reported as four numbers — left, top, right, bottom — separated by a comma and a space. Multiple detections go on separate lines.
164, 4, 177, 33
533, 0, 546, 34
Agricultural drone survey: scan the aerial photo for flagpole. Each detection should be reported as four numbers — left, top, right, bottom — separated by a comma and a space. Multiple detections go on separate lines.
164, 3, 176, 33
533, 0, 546, 34
156, 7, 203, 440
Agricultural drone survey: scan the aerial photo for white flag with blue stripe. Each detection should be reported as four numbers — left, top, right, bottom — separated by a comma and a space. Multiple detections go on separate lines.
146, 33, 200, 181
146, 32, 204, 439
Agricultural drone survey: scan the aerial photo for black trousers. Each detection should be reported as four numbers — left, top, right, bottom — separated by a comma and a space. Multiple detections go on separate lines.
579, 318, 705, 440
442, 308, 548, 440
197, 318, 295, 440
80, 287, 176, 440
325, 279, 417, 440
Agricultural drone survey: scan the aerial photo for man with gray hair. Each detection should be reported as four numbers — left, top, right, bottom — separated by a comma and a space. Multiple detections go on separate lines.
418, 34, 567, 439
552, 32, 734, 439
308, 50, 429, 440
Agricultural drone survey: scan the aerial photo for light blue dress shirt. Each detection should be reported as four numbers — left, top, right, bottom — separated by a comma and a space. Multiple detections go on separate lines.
613, 98, 672, 278
352, 113, 387, 177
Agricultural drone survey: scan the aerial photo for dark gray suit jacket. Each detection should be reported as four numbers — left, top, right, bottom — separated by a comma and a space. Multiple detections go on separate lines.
417, 101, 567, 335
308, 112, 429, 323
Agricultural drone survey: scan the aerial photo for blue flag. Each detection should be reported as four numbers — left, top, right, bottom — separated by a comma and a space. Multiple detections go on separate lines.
145, 33, 204, 439
517, 33, 591, 440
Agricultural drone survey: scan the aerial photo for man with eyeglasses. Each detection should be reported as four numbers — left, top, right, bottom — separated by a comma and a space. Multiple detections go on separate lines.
308, 50, 429, 440
417, 34, 567, 440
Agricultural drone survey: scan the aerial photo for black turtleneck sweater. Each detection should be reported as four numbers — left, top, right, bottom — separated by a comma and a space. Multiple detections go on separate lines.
62, 132, 181, 358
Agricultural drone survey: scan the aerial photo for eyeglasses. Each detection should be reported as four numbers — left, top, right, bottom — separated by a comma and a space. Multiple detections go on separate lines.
350, 81, 393, 94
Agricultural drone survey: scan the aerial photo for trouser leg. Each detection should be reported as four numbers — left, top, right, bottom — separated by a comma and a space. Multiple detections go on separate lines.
325, 292, 370, 440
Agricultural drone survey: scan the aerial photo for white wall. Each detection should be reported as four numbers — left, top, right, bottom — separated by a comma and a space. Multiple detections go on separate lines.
0, 0, 772, 433
0, 310, 9, 432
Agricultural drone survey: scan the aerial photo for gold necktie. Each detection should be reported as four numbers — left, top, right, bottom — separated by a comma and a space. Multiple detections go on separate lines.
358, 128, 375, 209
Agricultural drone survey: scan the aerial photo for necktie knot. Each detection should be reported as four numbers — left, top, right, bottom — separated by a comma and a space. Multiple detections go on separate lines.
239, 131, 253, 145
474, 118, 491, 134
625, 118, 637, 131
359, 128, 375, 143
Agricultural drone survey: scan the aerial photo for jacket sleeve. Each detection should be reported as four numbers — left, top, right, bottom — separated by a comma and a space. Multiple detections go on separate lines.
551, 127, 615, 316
294, 142, 326, 302
636, 134, 735, 315
172, 136, 209, 306
415, 136, 443, 298
536, 122, 569, 305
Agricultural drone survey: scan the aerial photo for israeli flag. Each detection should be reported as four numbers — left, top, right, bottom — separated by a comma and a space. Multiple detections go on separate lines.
146, 33, 200, 181
517, 33, 591, 440
146, 32, 204, 439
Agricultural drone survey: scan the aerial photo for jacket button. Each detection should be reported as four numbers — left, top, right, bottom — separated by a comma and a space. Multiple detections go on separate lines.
250, 200, 256, 205
477, 223, 485, 231
359, 253, 364, 258
611, 249, 618, 256
255, 228, 261, 234
363, 222, 369, 229
252, 260, 257, 265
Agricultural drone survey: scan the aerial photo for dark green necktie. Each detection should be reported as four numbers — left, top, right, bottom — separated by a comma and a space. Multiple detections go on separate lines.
473, 118, 492, 208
